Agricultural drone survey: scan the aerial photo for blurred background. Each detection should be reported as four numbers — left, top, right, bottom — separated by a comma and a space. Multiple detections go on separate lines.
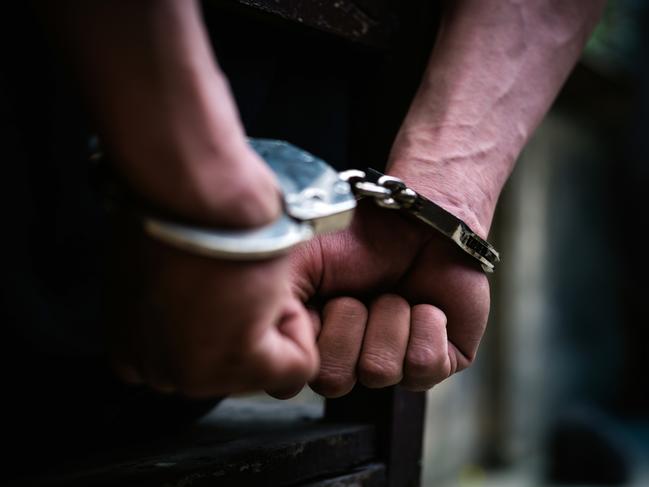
414, 1, 649, 484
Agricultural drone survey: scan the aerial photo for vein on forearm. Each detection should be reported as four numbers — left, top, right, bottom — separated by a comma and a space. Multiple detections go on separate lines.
388, 0, 606, 233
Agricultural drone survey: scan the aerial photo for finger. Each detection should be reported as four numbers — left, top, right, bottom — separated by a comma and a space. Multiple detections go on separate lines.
288, 240, 322, 304
268, 307, 321, 398
263, 300, 319, 399
308, 307, 322, 337
358, 294, 410, 389
446, 287, 489, 373
310, 297, 367, 398
169, 298, 317, 399
401, 304, 451, 391
436, 270, 489, 371
400, 239, 490, 370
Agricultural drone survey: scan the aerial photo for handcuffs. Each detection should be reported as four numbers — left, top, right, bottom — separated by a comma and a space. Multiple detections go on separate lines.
139, 139, 500, 273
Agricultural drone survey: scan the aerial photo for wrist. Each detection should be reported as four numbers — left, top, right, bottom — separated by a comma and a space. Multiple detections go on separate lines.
104, 74, 281, 228
62, 0, 281, 228
387, 155, 500, 240
114, 141, 281, 230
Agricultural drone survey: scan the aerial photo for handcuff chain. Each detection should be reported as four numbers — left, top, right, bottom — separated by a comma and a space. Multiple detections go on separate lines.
339, 168, 500, 273
339, 170, 417, 210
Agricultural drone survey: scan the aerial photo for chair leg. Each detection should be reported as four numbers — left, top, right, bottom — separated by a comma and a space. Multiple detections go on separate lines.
325, 386, 426, 487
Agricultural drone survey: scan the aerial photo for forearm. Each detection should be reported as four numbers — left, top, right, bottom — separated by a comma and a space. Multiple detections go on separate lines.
45, 0, 278, 226
388, 0, 605, 237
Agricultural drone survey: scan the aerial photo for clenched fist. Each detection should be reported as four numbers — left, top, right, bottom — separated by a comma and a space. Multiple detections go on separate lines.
288, 201, 490, 398
109, 220, 319, 398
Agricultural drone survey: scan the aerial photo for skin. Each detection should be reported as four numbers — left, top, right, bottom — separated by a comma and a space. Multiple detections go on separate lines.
48, 0, 318, 397
285, 0, 606, 398
47, 0, 604, 398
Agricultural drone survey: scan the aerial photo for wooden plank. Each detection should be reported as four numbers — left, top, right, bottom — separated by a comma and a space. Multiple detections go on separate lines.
10, 400, 377, 487
300, 463, 386, 486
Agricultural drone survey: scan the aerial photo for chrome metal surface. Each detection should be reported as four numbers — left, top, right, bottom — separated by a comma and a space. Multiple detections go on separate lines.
250, 139, 357, 234
143, 139, 357, 260
348, 168, 500, 273
144, 214, 314, 260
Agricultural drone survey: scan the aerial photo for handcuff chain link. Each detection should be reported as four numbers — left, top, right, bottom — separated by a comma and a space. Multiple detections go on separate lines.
339, 170, 417, 210
339, 168, 499, 273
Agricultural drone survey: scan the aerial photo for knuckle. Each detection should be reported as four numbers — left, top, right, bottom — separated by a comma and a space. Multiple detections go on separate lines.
454, 347, 477, 373
405, 346, 449, 386
466, 277, 491, 324
254, 349, 317, 390
325, 297, 367, 323
406, 347, 440, 375
312, 365, 356, 398
373, 293, 408, 311
358, 353, 402, 388
412, 304, 446, 326
277, 359, 317, 387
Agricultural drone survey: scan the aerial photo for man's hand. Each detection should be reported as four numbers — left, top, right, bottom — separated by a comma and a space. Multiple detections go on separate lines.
288, 202, 489, 398
283, 0, 605, 399
47, 0, 320, 397
109, 221, 319, 398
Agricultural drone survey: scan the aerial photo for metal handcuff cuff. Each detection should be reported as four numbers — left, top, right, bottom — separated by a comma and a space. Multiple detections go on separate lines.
142, 139, 500, 273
